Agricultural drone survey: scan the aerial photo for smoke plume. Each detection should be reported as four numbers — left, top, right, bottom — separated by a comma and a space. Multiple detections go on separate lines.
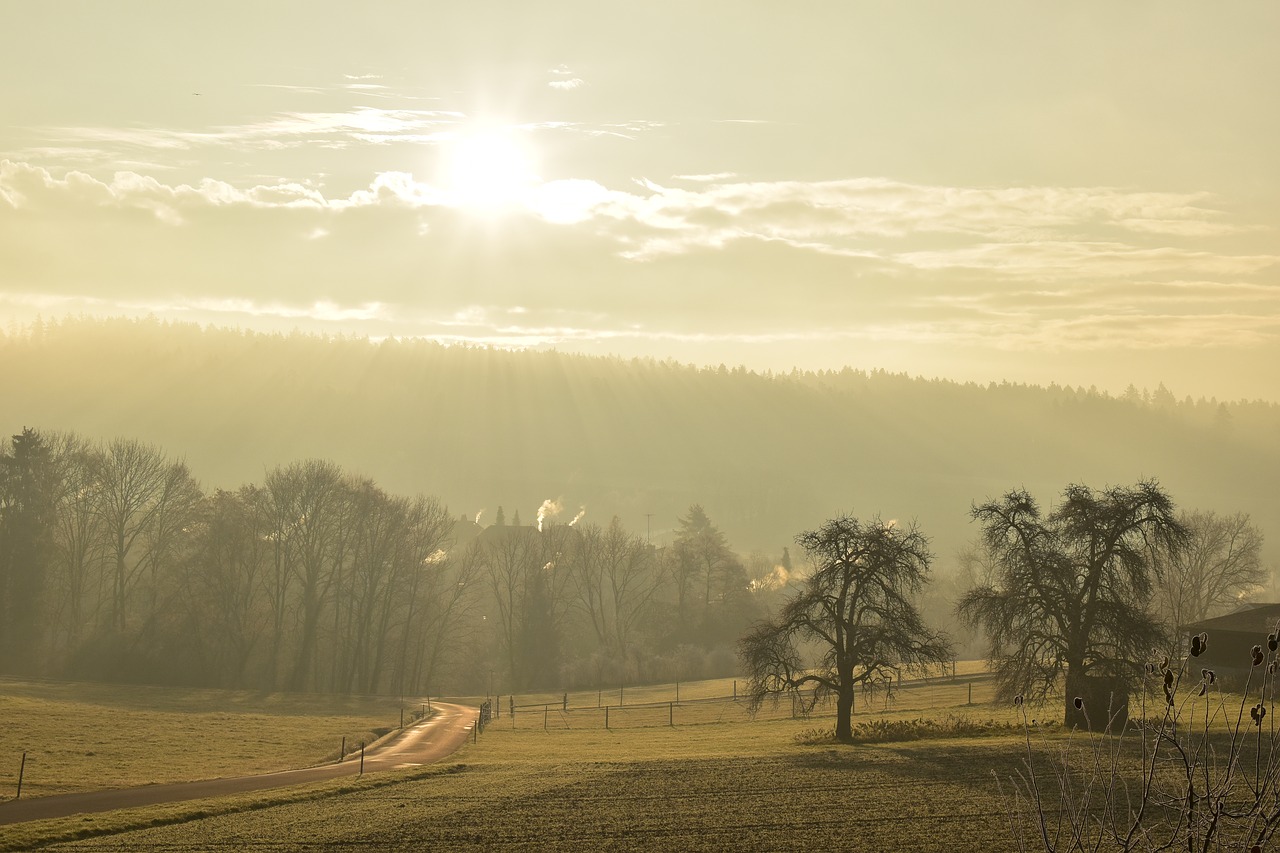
537, 498, 564, 532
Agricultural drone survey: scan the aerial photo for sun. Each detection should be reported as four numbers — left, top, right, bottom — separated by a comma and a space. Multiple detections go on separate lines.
438, 124, 538, 213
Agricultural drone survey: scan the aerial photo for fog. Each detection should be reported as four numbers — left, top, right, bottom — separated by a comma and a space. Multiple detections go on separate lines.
1, 318, 1275, 694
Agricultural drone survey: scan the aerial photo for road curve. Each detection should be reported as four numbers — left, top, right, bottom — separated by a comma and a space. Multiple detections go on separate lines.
0, 701, 476, 826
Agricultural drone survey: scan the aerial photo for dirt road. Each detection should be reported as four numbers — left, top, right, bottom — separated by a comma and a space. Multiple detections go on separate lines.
0, 701, 475, 826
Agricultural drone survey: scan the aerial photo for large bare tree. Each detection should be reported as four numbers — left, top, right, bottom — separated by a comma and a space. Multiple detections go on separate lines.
1154, 509, 1266, 638
958, 480, 1188, 724
740, 514, 952, 742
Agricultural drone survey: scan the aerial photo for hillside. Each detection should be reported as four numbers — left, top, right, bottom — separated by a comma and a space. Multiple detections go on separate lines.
2, 317, 1277, 572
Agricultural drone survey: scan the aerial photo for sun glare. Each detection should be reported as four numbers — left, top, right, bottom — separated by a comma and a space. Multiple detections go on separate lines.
438, 125, 538, 212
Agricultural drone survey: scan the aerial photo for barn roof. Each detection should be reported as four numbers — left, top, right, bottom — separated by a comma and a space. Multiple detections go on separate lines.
1185, 603, 1280, 637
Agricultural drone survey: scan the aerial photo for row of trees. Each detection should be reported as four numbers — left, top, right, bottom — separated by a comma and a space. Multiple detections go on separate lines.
0, 429, 473, 692
741, 481, 1267, 738
0, 428, 779, 693
464, 503, 768, 691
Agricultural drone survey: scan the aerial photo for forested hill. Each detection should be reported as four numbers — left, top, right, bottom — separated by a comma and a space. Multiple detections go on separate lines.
3, 317, 1278, 573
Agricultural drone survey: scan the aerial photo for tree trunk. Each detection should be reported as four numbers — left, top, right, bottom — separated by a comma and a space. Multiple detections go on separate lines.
835, 683, 855, 742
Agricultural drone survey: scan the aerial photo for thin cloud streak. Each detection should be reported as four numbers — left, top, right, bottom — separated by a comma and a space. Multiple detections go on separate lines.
3, 159, 1276, 364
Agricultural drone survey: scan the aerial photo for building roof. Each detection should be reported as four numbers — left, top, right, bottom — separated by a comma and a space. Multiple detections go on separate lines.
1185, 603, 1280, 637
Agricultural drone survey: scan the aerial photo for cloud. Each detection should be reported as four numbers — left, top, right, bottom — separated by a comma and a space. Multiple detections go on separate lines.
25, 108, 464, 155
548, 78, 584, 91
673, 172, 738, 183
2, 159, 1276, 368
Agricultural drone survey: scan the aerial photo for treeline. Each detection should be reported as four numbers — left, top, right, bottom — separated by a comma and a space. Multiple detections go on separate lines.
0, 428, 782, 693
2, 317, 1277, 571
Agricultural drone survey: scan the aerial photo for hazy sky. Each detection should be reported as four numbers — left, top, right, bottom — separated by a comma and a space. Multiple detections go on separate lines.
2, 2, 1277, 400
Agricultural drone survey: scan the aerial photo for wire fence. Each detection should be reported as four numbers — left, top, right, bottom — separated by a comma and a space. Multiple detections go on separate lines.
456, 673, 998, 732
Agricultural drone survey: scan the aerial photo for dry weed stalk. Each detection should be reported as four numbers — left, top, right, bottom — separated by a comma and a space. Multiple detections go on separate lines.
1003, 628, 1280, 852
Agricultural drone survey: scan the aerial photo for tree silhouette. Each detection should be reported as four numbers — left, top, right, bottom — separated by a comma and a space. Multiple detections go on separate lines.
958, 480, 1188, 725
740, 514, 951, 742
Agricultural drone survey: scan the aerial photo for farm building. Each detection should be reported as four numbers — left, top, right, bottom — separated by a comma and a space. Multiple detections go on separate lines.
1183, 602, 1280, 683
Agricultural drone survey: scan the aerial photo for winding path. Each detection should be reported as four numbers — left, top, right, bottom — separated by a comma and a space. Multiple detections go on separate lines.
0, 701, 476, 826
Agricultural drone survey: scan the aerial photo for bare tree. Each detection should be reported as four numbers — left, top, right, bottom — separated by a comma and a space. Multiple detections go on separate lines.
180, 486, 271, 687
393, 495, 469, 695
138, 458, 202, 635
45, 433, 107, 653
600, 517, 663, 656
476, 524, 539, 686
93, 438, 170, 634
1154, 509, 1266, 638
957, 480, 1188, 724
569, 522, 610, 648
264, 459, 349, 692
740, 514, 952, 742
404, 531, 482, 695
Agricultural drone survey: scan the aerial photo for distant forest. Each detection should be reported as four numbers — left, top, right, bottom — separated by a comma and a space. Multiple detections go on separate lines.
1, 317, 1276, 692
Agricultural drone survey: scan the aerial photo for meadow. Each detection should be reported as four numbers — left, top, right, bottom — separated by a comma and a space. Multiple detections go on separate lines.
15, 666, 1265, 851
1, 667, 1040, 852
15, 712, 1031, 851
0, 677, 413, 799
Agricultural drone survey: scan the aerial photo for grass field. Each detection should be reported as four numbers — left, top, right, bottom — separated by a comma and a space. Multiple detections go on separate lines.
0, 677, 417, 799
19, 709, 1031, 852
6, 666, 1274, 851
0, 666, 1035, 851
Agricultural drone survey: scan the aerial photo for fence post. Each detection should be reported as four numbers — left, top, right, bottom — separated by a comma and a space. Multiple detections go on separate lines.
400, 707, 404, 729
544, 707, 548, 730
669, 702, 673, 726
341, 737, 346, 760
360, 742, 365, 775
16, 752, 26, 799
968, 682, 972, 705
733, 680, 737, 700
605, 706, 610, 730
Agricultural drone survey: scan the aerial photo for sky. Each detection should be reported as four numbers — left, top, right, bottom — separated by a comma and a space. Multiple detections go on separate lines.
2, 1, 1278, 400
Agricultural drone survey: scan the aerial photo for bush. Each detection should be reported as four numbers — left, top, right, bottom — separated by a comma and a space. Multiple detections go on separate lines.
794, 714, 1025, 745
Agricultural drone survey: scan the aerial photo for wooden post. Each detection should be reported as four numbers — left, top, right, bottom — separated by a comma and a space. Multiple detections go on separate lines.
341, 737, 346, 760
733, 680, 737, 700
16, 752, 26, 800
544, 707, 548, 730
474, 717, 479, 743
968, 682, 972, 705
427, 695, 432, 712
620, 684, 624, 706
421, 703, 426, 719
359, 742, 365, 775
605, 706, 610, 730
400, 707, 404, 729
669, 702, 673, 726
